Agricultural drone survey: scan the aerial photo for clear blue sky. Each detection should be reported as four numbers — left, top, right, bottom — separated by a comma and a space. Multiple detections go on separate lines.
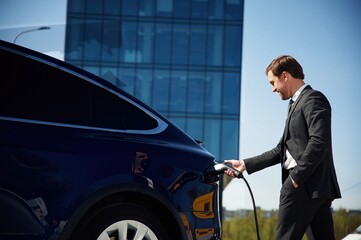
0, 0, 66, 58
1, 0, 360, 211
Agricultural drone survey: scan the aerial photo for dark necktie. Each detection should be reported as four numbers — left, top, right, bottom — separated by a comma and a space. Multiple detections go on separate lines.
288, 99, 294, 113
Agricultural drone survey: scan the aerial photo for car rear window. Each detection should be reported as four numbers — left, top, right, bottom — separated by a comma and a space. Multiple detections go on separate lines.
0, 47, 158, 131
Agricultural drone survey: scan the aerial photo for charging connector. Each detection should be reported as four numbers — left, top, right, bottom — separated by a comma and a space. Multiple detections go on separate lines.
214, 163, 243, 178
215, 162, 260, 240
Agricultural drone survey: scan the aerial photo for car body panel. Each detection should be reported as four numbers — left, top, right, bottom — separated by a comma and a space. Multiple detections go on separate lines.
0, 40, 221, 240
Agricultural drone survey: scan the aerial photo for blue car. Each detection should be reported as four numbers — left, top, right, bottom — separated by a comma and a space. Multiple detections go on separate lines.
0, 39, 221, 240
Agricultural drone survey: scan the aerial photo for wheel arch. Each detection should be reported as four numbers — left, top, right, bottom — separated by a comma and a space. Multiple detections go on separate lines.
60, 184, 187, 240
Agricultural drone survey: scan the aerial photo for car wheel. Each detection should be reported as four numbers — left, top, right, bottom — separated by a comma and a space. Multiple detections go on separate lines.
72, 203, 170, 240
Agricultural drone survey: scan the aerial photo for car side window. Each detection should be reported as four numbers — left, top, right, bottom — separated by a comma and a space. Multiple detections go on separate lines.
0, 48, 90, 125
0, 47, 158, 131
90, 85, 158, 130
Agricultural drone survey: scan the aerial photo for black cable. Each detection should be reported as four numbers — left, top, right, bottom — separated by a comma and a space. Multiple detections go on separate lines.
241, 175, 261, 240
210, 163, 260, 239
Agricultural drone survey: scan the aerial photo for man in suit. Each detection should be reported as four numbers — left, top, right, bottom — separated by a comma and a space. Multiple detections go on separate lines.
224, 55, 341, 239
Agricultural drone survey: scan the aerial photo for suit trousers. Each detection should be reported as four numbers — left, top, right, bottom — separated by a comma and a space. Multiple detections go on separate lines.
275, 176, 335, 240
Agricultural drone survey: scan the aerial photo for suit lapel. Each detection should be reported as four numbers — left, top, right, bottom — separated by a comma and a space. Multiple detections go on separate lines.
284, 85, 312, 141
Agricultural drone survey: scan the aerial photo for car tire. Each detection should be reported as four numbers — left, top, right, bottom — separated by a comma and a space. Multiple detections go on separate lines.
71, 203, 170, 240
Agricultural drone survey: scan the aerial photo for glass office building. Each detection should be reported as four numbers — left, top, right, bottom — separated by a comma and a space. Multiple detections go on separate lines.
64, 0, 243, 163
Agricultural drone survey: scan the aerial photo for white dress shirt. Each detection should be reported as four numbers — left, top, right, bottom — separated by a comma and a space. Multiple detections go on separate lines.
284, 84, 308, 170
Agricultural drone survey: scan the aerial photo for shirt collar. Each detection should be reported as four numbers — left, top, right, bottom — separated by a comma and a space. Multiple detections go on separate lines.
292, 83, 308, 102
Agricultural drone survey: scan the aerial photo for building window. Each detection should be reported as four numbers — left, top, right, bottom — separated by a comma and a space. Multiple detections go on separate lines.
65, 0, 243, 162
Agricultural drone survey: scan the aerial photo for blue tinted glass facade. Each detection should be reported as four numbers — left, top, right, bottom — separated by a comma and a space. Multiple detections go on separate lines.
65, 0, 243, 162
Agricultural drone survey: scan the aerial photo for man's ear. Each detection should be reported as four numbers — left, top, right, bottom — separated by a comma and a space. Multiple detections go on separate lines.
282, 71, 290, 82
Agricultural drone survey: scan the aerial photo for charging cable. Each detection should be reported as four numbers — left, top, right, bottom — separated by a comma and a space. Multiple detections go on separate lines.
214, 163, 260, 240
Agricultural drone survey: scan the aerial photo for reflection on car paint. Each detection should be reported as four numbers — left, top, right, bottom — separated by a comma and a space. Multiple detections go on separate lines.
131, 151, 150, 174
168, 171, 198, 193
27, 197, 48, 226
131, 151, 154, 188
193, 191, 215, 219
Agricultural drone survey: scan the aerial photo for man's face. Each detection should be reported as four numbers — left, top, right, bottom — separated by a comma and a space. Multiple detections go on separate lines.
267, 70, 289, 100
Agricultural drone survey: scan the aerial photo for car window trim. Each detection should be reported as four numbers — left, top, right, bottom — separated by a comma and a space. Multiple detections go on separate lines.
0, 116, 167, 135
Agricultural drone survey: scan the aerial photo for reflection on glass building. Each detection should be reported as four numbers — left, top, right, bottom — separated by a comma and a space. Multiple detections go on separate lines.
65, 0, 243, 162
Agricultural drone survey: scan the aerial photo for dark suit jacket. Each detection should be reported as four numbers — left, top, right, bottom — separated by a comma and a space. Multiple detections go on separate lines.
244, 85, 341, 200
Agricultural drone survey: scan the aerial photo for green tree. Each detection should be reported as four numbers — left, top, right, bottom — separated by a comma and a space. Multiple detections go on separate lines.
333, 208, 361, 240
222, 208, 361, 240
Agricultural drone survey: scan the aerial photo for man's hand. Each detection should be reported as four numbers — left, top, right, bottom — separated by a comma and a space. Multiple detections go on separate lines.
290, 177, 299, 188
223, 159, 246, 177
